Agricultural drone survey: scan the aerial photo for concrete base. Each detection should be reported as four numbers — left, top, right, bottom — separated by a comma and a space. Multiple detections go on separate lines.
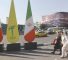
0, 44, 4, 52
24, 42, 37, 50
7, 43, 21, 51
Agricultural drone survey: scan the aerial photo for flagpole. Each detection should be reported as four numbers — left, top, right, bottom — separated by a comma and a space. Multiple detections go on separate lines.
3, 17, 9, 51
6, 0, 20, 51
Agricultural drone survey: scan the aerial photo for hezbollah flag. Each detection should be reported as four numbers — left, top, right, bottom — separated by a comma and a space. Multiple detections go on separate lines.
24, 0, 35, 42
6, 0, 19, 43
0, 20, 3, 43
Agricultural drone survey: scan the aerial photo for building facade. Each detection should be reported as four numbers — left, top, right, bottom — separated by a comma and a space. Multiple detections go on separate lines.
41, 12, 68, 27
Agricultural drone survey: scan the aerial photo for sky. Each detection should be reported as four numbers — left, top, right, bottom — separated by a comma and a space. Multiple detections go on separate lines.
0, 0, 68, 25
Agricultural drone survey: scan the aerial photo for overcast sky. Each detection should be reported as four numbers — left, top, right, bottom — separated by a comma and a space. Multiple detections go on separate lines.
0, 0, 68, 25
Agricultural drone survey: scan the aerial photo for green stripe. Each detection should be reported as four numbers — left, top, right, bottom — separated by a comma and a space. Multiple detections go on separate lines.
26, 0, 32, 20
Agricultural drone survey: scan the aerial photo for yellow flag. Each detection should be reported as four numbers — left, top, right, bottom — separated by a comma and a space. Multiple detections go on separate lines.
6, 0, 19, 43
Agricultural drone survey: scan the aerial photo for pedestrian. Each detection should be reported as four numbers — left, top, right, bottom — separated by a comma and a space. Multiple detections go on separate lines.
51, 31, 62, 55
60, 30, 68, 58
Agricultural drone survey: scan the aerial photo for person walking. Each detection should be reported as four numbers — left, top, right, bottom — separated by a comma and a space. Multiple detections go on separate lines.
60, 30, 68, 58
51, 31, 62, 55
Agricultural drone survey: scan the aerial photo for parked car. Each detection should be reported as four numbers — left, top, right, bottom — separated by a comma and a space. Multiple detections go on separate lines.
35, 31, 47, 37
47, 28, 56, 34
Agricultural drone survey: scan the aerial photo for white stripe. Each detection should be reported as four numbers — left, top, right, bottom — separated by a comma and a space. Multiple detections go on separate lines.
24, 17, 34, 36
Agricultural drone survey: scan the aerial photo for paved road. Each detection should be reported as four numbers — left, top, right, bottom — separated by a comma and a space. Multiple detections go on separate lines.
0, 34, 68, 60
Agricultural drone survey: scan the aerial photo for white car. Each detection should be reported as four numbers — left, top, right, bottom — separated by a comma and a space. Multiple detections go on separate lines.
47, 28, 55, 34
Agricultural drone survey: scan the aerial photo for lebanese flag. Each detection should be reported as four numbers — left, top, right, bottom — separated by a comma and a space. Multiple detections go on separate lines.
0, 21, 3, 42
24, 0, 35, 42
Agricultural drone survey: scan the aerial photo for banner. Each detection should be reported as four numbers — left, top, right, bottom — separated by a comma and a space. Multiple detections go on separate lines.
24, 0, 35, 42
6, 0, 19, 43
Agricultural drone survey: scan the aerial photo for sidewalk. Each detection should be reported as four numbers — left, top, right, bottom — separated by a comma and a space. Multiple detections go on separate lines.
0, 46, 68, 60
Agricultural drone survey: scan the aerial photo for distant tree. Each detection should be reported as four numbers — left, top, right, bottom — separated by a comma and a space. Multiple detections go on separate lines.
40, 24, 47, 31
35, 22, 40, 31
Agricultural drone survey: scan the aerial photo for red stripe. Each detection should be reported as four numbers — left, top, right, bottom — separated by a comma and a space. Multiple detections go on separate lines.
0, 28, 3, 42
24, 28, 35, 42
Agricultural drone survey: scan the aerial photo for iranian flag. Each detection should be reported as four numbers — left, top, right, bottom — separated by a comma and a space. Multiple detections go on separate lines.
0, 20, 3, 42
24, 0, 35, 42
